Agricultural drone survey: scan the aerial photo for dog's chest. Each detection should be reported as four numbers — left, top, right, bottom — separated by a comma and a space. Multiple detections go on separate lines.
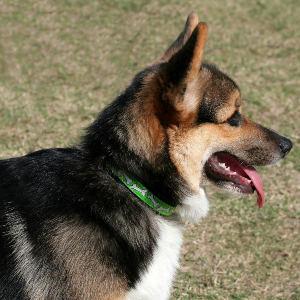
126, 217, 183, 300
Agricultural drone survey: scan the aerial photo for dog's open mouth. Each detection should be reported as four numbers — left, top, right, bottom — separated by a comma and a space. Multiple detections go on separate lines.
205, 152, 264, 208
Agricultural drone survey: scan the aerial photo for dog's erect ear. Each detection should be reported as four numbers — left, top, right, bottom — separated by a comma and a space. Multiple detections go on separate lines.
164, 21, 208, 86
158, 21, 208, 122
162, 12, 199, 62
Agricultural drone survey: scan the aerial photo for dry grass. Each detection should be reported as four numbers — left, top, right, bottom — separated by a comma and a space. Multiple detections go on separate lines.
0, 0, 299, 299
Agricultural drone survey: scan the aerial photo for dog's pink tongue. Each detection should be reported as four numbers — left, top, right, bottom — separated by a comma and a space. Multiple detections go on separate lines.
241, 165, 264, 208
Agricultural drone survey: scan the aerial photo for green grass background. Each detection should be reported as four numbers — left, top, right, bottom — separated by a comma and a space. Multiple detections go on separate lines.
0, 0, 299, 299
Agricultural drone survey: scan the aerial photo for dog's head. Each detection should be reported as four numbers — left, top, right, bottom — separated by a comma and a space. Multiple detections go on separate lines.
87, 13, 292, 220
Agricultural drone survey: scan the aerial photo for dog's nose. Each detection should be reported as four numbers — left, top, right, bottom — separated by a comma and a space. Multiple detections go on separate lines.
279, 136, 293, 157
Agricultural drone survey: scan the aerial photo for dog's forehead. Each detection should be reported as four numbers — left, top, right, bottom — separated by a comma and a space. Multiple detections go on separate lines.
202, 64, 239, 99
196, 64, 241, 123
215, 89, 241, 122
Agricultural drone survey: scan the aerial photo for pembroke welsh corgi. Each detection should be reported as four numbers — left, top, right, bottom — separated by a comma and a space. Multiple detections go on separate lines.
0, 12, 292, 300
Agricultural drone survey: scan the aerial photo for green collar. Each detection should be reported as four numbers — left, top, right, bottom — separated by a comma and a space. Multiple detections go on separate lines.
110, 167, 176, 216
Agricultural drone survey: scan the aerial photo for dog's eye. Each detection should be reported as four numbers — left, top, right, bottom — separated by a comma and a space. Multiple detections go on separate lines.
227, 111, 241, 127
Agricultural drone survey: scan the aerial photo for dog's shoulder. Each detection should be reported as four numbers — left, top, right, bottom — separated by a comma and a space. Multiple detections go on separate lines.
0, 148, 165, 299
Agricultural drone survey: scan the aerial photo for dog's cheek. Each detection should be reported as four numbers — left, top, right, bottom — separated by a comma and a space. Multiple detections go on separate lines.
166, 126, 209, 193
166, 124, 224, 192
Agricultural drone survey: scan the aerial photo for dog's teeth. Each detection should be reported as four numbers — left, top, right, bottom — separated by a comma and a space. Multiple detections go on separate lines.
219, 162, 226, 168
219, 162, 231, 171
232, 172, 237, 175
215, 155, 219, 162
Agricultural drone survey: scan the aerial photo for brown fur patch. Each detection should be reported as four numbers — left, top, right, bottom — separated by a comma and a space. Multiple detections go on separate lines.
187, 22, 208, 83
51, 217, 127, 300
126, 72, 166, 163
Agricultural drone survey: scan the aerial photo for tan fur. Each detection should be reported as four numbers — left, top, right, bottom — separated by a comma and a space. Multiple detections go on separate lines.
181, 67, 211, 122
187, 22, 208, 83
166, 122, 242, 194
52, 217, 127, 300
167, 125, 208, 193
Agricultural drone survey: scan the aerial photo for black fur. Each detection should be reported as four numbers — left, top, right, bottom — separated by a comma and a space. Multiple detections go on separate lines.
0, 146, 159, 298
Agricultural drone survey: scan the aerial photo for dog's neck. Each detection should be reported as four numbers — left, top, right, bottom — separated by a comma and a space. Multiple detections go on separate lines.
110, 167, 210, 222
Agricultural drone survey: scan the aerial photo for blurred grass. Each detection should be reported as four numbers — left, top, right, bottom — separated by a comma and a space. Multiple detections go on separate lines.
0, 0, 299, 299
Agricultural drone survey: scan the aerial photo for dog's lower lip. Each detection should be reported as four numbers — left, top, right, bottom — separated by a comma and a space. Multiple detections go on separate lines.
226, 180, 255, 194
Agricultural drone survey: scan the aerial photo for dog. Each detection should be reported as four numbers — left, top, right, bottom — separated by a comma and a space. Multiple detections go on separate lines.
0, 12, 293, 300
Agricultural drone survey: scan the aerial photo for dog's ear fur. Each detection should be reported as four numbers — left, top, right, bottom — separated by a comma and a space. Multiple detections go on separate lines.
157, 21, 208, 124
161, 12, 199, 62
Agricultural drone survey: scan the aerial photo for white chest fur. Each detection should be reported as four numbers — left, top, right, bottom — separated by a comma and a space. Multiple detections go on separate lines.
126, 216, 183, 300
126, 189, 209, 300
